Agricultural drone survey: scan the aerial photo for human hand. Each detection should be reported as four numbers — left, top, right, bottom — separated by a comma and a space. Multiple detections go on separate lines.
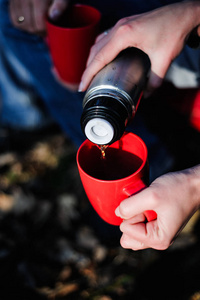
79, 1, 200, 95
9, 0, 70, 35
115, 167, 200, 250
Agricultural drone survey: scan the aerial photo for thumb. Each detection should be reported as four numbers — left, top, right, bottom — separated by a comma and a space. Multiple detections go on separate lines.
143, 71, 163, 98
48, 0, 70, 20
144, 53, 170, 98
115, 187, 157, 220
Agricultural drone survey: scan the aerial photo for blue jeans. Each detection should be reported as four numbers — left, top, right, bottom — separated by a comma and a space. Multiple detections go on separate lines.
0, 0, 85, 146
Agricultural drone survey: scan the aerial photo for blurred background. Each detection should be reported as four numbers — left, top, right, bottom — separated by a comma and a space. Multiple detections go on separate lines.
0, 84, 200, 300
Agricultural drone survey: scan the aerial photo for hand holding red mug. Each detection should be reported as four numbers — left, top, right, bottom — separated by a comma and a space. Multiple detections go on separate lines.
116, 168, 200, 250
77, 132, 200, 251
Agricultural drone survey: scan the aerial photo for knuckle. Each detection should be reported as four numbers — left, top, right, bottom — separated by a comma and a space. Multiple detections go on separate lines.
89, 43, 98, 56
135, 241, 145, 250
148, 189, 162, 207
119, 221, 126, 232
90, 43, 105, 62
116, 17, 131, 27
120, 235, 130, 249
118, 202, 129, 218
156, 240, 171, 250
121, 235, 145, 250
94, 52, 107, 65
115, 23, 133, 38
88, 44, 106, 65
154, 233, 172, 250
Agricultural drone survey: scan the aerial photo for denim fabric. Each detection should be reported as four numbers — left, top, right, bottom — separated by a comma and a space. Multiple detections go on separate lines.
0, 0, 85, 146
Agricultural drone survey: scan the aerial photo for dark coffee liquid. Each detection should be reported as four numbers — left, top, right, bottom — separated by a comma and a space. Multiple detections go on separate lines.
83, 146, 143, 181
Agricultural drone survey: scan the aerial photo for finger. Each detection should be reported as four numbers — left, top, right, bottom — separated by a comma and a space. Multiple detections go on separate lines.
120, 219, 148, 238
144, 51, 172, 97
49, 0, 69, 20
120, 233, 147, 250
86, 27, 115, 67
31, 0, 49, 32
85, 17, 135, 67
121, 216, 172, 250
95, 32, 107, 43
80, 27, 133, 91
95, 28, 112, 43
116, 187, 157, 220
25, 0, 38, 33
9, 0, 19, 26
9, 0, 27, 28
10, 0, 40, 33
85, 33, 112, 67
119, 210, 154, 250
119, 218, 150, 249
120, 213, 146, 224
120, 221, 155, 250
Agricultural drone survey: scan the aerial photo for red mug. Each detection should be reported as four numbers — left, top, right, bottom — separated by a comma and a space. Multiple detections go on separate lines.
46, 4, 101, 85
77, 132, 157, 225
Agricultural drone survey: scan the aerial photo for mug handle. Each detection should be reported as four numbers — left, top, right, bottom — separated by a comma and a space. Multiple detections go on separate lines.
123, 181, 157, 222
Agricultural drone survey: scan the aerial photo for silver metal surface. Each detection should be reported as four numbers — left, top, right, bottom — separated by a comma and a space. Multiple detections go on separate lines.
83, 48, 150, 112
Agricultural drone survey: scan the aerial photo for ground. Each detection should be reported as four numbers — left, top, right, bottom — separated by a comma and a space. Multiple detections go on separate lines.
1, 84, 200, 299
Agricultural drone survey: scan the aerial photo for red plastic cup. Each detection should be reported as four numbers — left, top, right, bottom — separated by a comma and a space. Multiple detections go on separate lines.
77, 132, 157, 225
46, 4, 101, 84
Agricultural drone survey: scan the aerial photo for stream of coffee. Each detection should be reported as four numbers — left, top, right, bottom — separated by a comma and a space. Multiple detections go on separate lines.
98, 145, 108, 160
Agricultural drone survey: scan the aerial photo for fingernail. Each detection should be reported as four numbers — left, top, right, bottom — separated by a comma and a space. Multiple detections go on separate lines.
78, 81, 83, 92
115, 207, 121, 217
49, 9, 60, 20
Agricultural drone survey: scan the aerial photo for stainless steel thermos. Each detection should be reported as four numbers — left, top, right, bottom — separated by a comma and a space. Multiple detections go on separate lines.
81, 47, 151, 145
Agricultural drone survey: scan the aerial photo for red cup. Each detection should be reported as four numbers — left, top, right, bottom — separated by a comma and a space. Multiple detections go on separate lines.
77, 132, 157, 225
46, 4, 101, 84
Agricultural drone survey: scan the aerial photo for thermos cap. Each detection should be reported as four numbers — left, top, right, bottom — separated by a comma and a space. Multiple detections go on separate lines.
85, 118, 114, 145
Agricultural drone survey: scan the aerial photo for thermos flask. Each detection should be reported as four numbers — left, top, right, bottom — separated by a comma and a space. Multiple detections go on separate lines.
81, 47, 151, 145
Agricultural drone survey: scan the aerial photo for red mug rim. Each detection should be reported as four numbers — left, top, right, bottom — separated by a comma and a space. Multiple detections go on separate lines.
46, 4, 101, 32
76, 132, 148, 183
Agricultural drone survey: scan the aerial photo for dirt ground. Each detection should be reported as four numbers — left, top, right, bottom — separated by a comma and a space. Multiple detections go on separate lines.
1, 85, 200, 300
